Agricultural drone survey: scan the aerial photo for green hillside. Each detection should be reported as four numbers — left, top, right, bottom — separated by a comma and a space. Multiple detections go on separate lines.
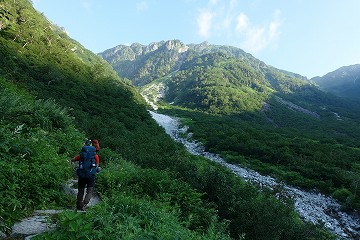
164, 52, 272, 113
0, 0, 338, 239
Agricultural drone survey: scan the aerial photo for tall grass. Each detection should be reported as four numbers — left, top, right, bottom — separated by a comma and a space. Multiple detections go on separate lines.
0, 78, 84, 233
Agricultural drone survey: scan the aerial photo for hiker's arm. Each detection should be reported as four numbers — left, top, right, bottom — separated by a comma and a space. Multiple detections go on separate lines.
72, 155, 80, 162
95, 154, 100, 166
95, 155, 101, 173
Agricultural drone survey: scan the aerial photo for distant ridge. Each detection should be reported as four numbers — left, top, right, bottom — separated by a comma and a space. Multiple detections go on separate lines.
99, 40, 319, 114
98, 40, 306, 87
311, 64, 360, 99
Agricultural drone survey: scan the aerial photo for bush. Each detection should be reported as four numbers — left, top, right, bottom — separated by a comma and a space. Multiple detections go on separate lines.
96, 150, 223, 233
0, 79, 84, 233
332, 188, 353, 202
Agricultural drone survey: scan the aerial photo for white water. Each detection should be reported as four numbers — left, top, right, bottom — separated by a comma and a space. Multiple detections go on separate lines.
150, 111, 360, 240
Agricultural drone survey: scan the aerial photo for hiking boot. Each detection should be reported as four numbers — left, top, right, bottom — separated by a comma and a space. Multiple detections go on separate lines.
76, 203, 85, 211
77, 206, 84, 211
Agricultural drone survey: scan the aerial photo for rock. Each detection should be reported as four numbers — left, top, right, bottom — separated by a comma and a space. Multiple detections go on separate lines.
11, 215, 55, 237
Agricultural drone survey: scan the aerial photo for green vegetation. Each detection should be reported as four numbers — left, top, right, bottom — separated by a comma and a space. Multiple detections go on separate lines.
0, 0, 338, 239
0, 78, 83, 233
165, 52, 273, 113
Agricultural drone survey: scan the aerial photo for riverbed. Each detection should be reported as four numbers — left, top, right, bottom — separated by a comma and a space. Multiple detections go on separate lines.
150, 111, 360, 240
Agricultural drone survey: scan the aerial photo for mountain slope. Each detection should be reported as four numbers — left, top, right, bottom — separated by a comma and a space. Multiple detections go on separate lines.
312, 64, 360, 99
164, 51, 273, 113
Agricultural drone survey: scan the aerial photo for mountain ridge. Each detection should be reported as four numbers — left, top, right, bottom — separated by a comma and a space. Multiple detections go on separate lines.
99, 40, 272, 86
99, 39, 316, 115
311, 64, 360, 99
99, 40, 308, 86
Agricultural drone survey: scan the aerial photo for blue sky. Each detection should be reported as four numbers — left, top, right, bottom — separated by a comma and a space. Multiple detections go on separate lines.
32, 0, 360, 79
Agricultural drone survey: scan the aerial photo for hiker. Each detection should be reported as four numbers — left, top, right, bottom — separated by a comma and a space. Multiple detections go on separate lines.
72, 139, 101, 211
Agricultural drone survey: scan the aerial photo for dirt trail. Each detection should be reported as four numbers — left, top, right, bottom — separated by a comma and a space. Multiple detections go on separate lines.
6, 179, 100, 239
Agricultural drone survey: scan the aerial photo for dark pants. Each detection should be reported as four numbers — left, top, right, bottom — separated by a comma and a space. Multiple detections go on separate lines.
77, 176, 95, 209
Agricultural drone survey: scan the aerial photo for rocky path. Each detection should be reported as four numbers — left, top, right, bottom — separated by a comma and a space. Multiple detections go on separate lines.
150, 111, 360, 240
7, 179, 100, 239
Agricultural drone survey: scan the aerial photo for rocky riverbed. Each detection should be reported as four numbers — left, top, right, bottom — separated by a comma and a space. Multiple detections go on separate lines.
150, 111, 360, 240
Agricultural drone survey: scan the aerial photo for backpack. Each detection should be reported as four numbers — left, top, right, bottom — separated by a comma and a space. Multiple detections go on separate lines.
76, 145, 97, 178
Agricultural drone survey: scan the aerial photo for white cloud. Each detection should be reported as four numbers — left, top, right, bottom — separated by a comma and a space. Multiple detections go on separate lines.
268, 10, 282, 42
235, 13, 248, 32
241, 27, 267, 52
269, 20, 280, 42
197, 10, 213, 38
235, 10, 282, 53
196, 1, 283, 54
136, 1, 149, 12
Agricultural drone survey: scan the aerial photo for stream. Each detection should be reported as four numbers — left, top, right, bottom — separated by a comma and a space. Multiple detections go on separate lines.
150, 111, 360, 240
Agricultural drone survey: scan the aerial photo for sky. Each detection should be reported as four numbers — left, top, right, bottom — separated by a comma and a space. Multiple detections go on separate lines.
32, 0, 360, 79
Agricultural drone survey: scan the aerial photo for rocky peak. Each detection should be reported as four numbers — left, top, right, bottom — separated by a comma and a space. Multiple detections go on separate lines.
164, 40, 189, 53
147, 42, 159, 52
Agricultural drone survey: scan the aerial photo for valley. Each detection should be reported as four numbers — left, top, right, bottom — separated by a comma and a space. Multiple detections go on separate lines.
150, 111, 360, 240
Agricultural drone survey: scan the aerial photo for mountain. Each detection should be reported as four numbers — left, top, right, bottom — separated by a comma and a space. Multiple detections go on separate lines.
101, 40, 360, 215
1, 1, 336, 239
99, 40, 306, 88
99, 40, 314, 114
311, 64, 360, 99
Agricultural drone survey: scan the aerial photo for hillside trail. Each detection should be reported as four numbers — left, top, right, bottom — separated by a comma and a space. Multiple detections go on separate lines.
6, 177, 101, 240
149, 111, 360, 240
